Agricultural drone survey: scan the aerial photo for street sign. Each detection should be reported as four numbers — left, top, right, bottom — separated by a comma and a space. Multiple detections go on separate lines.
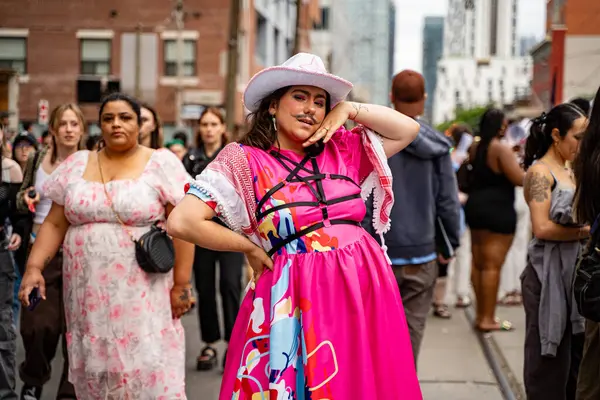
38, 99, 49, 125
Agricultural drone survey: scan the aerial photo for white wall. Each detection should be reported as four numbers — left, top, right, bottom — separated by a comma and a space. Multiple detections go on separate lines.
433, 56, 532, 124
254, 0, 296, 67
310, 0, 332, 69
563, 35, 600, 101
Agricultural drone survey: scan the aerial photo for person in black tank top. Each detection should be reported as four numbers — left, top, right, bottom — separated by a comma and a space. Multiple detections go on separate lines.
464, 109, 525, 332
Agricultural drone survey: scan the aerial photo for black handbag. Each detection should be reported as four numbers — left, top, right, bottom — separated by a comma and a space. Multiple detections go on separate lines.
573, 217, 600, 321
99, 157, 175, 274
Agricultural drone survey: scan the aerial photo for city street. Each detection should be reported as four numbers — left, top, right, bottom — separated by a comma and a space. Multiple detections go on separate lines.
14, 303, 523, 400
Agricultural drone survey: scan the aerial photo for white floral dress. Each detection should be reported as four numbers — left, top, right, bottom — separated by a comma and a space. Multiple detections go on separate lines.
43, 149, 190, 400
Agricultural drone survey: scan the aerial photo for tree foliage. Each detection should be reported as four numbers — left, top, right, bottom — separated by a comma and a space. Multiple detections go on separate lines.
435, 106, 489, 133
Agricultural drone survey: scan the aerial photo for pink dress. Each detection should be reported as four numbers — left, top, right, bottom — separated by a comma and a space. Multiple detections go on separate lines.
188, 127, 422, 399
43, 149, 190, 400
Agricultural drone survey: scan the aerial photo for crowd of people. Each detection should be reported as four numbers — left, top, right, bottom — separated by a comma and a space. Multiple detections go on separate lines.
0, 51, 600, 400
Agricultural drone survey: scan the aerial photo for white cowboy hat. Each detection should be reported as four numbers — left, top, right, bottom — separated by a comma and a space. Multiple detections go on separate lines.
243, 53, 353, 113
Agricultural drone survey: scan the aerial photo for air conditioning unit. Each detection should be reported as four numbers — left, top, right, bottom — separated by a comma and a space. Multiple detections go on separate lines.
77, 76, 120, 104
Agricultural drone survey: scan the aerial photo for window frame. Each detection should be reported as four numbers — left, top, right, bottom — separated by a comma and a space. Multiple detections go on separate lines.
79, 38, 112, 76
163, 39, 197, 77
0, 36, 28, 75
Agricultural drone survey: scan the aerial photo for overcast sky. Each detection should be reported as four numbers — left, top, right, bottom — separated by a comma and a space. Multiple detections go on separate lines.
394, 0, 547, 72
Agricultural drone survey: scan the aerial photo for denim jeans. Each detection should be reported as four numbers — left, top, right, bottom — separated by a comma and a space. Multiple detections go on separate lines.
0, 249, 17, 399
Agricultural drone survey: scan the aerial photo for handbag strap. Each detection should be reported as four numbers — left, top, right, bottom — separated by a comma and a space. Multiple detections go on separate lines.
97, 153, 137, 243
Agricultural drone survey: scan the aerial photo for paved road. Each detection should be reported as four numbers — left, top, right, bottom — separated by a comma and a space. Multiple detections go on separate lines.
14, 305, 509, 400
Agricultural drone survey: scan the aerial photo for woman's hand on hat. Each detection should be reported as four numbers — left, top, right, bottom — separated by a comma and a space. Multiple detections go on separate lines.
303, 101, 353, 148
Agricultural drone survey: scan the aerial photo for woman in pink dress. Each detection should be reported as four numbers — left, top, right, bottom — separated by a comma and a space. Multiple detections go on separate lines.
19, 93, 195, 399
168, 53, 423, 399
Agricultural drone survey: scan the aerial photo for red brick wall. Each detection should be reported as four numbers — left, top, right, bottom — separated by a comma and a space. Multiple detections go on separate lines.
0, 0, 231, 124
565, 0, 600, 35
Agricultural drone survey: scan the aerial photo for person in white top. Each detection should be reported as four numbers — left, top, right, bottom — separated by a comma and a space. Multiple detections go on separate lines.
15, 103, 84, 400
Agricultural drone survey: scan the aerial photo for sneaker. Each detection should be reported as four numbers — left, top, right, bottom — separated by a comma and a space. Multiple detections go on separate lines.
20, 385, 42, 400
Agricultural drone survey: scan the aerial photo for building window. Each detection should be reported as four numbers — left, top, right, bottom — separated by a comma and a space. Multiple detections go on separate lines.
163, 39, 196, 76
274, 29, 280, 64
80, 39, 111, 76
490, 0, 498, 56
313, 7, 330, 30
255, 13, 267, 64
0, 37, 27, 74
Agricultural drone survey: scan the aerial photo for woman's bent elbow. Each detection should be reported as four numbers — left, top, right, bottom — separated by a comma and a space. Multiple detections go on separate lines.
167, 208, 187, 240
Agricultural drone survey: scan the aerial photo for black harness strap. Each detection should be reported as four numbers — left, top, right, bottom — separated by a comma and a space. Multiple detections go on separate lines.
267, 220, 361, 257
257, 151, 361, 257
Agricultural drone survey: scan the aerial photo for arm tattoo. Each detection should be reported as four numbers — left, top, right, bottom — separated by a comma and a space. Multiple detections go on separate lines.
524, 172, 551, 203
350, 103, 369, 120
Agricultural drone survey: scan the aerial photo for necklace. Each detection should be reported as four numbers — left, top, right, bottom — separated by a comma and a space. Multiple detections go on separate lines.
550, 158, 574, 182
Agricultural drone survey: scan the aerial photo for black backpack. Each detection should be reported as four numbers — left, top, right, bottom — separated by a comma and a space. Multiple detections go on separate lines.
573, 216, 600, 322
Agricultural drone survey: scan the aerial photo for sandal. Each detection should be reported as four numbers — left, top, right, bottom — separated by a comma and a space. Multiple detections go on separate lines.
455, 295, 472, 308
197, 346, 218, 371
476, 319, 514, 333
498, 291, 521, 306
433, 303, 452, 319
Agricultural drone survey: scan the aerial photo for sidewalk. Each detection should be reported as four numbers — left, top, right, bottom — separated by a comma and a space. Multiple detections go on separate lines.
418, 311, 504, 399
493, 304, 527, 397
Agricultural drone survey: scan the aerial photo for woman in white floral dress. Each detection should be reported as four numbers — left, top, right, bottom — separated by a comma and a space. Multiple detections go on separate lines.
19, 93, 195, 399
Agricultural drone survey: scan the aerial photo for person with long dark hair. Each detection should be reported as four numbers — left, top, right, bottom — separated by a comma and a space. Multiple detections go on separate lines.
18, 93, 195, 399
182, 107, 244, 371
573, 87, 600, 400
521, 103, 588, 399
464, 108, 525, 332
168, 53, 422, 398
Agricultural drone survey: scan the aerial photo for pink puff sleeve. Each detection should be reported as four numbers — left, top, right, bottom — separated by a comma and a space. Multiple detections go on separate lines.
331, 125, 375, 183
153, 149, 193, 206
43, 151, 87, 206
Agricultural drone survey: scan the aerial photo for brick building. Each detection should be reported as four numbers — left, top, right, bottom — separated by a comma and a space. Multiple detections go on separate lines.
531, 0, 600, 110
0, 0, 319, 136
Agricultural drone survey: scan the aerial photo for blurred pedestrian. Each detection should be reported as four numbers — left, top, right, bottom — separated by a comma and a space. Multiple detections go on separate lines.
0, 124, 25, 400
573, 87, 600, 400
85, 134, 101, 151
498, 121, 531, 306
182, 107, 244, 371
139, 103, 163, 149
166, 138, 187, 161
16, 104, 84, 400
19, 93, 194, 399
465, 108, 524, 332
366, 70, 461, 355
434, 124, 474, 314
12, 132, 38, 173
